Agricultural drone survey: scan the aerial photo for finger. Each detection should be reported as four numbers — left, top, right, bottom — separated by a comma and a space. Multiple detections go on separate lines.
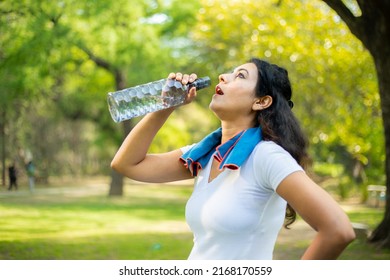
168, 72, 176, 79
175, 72, 183, 81
188, 73, 197, 83
187, 89, 197, 104
188, 86, 197, 97
182, 74, 190, 84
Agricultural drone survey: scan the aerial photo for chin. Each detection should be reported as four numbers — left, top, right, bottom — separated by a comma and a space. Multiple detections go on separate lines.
209, 103, 223, 119
209, 101, 218, 113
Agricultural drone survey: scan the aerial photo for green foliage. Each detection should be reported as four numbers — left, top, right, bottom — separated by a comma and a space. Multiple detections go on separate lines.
0, 0, 384, 193
150, 102, 217, 153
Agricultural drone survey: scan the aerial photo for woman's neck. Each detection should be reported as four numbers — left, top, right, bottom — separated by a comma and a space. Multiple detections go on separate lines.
220, 121, 255, 144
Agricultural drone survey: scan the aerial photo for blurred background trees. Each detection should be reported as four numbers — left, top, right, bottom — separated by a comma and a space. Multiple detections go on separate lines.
0, 1, 384, 205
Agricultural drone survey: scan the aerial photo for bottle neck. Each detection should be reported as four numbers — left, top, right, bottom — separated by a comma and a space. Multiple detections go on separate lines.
189, 76, 211, 90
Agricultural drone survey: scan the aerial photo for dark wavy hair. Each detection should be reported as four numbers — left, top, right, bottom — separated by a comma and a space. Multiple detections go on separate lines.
249, 58, 310, 228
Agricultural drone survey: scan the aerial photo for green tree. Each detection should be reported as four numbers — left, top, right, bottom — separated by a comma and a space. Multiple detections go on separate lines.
0, 0, 64, 184
322, 0, 390, 248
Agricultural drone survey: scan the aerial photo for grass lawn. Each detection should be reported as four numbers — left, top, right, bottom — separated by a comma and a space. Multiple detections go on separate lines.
1, 178, 389, 260
0, 179, 194, 260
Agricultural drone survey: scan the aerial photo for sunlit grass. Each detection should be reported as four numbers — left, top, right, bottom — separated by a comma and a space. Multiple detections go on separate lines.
0, 181, 194, 259
0, 233, 193, 260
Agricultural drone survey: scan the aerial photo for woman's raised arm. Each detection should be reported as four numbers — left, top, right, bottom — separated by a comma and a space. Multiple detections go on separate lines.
111, 73, 197, 183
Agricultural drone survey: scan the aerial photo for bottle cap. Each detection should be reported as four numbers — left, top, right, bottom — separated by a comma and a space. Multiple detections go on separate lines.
190, 76, 211, 90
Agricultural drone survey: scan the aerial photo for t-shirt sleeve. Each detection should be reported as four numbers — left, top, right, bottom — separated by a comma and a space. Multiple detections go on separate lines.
253, 141, 304, 192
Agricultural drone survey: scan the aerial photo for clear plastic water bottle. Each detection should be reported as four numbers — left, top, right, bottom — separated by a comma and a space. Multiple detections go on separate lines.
107, 76, 211, 122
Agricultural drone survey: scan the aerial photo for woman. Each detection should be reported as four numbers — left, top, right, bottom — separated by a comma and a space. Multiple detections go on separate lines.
111, 58, 355, 260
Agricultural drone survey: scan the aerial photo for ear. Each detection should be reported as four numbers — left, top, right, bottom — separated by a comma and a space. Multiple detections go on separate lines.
252, 95, 273, 111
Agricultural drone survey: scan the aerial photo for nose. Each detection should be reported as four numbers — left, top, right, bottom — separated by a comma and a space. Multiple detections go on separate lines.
219, 74, 227, 83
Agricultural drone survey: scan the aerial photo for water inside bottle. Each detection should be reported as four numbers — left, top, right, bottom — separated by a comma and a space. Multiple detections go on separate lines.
107, 78, 187, 122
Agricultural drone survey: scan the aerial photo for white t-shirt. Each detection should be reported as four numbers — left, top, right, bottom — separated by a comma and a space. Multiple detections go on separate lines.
182, 141, 303, 260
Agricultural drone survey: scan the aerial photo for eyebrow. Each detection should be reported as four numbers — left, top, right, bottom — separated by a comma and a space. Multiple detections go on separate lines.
233, 68, 250, 76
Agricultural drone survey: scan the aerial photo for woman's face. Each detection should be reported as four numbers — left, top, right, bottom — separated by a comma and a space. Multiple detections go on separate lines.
209, 62, 259, 122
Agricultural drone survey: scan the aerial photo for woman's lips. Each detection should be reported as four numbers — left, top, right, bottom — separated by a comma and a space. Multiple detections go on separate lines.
215, 85, 224, 95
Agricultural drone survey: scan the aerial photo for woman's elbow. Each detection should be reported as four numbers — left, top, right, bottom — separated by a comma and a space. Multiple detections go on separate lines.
345, 224, 356, 244
110, 157, 119, 171
110, 158, 127, 176
334, 222, 356, 247
111, 158, 139, 181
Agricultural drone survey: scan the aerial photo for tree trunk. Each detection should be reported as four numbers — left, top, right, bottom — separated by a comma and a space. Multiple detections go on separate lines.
367, 48, 390, 248
108, 169, 124, 196
0, 110, 6, 186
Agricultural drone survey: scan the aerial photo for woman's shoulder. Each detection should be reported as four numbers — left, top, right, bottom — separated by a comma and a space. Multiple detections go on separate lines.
252, 140, 301, 169
251, 141, 303, 190
254, 140, 289, 155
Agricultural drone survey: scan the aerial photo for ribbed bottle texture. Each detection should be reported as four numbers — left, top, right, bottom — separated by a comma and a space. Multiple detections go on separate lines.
107, 77, 211, 122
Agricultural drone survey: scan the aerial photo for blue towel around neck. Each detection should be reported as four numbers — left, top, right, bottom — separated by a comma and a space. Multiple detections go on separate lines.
180, 127, 262, 176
